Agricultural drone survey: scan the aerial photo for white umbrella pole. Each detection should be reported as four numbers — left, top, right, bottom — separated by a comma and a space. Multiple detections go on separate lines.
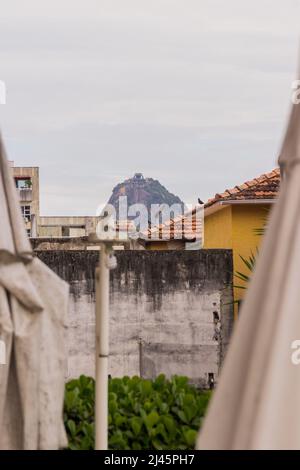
95, 243, 110, 450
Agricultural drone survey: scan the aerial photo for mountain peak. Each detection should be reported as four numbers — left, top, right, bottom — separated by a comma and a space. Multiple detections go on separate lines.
108, 174, 184, 221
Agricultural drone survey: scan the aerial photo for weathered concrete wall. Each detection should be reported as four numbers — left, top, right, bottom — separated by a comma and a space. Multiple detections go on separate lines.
31, 236, 137, 251
36, 250, 234, 387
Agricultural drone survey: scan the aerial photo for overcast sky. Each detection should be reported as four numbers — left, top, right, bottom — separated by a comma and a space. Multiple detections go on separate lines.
0, 0, 299, 215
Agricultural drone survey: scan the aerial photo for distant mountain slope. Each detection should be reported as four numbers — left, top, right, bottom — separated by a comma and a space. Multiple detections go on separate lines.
107, 173, 185, 221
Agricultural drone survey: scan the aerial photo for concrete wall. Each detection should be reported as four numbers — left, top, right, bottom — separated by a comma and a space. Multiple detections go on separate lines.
38, 216, 98, 238
31, 236, 136, 251
36, 250, 234, 387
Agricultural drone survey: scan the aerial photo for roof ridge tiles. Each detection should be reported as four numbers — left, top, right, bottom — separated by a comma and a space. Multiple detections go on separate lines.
204, 167, 280, 209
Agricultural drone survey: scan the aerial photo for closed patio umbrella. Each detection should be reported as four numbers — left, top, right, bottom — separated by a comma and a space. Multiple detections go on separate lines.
197, 77, 300, 450
0, 134, 69, 449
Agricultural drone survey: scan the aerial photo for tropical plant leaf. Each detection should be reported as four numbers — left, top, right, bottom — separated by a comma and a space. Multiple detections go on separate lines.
64, 375, 212, 450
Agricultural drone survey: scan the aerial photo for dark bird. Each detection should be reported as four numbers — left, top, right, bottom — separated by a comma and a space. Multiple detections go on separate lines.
198, 198, 204, 205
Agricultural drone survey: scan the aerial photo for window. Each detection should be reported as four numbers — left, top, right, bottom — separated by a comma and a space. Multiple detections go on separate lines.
26, 229, 31, 238
15, 178, 32, 189
21, 205, 31, 221
62, 226, 70, 237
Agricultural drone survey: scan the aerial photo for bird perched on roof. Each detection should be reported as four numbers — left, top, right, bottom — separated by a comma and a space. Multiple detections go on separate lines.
198, 198, 204, 205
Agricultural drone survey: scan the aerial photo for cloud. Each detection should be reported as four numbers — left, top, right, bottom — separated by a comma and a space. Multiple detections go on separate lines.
0, 0, 299, 214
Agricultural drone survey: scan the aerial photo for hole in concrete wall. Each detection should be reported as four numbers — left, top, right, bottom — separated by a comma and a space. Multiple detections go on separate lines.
208, 373, 215, 389
213, 311, 219, 324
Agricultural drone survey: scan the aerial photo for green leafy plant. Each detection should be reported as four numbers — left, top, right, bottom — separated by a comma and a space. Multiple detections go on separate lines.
64, 375, 95, 450
234, 215, 268, 291
64, 375, 211, 450
24, 179, 32, 188
234, 250, 257, 290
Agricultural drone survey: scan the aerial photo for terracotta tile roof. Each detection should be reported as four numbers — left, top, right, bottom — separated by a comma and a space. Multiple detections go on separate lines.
139, 168, 279, 242
205, 168, 280, 209
115, 220, 136, 232
141, 208, 203, 242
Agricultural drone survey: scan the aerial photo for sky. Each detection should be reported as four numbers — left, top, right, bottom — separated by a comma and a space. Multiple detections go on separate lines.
0, 0, 299, 215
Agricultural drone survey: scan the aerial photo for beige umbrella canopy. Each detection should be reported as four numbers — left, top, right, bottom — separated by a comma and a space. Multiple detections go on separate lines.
0, 134, 69, 450
197, 88, 300, 450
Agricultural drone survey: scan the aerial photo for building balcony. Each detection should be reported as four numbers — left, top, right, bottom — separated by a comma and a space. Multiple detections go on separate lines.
24, 217, 31, 227
17, 188, 32, 202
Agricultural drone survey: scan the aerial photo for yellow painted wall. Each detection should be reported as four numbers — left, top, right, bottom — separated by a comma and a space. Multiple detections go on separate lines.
231, 204, 270, 308
204, 203, 272, 317
145, 240, 185, 250
204, 205, 233, 249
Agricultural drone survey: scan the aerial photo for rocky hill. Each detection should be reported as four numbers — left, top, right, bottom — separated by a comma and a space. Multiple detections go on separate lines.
107, 173, 184, 221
